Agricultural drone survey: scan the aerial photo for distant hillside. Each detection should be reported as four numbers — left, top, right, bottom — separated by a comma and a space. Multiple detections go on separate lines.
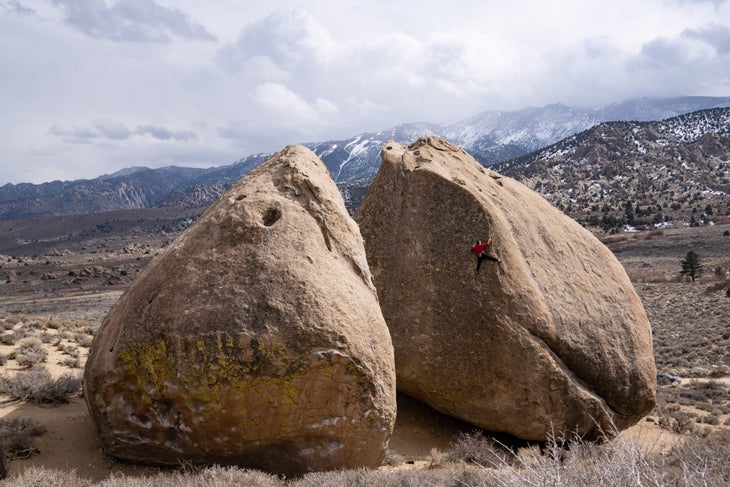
1, 96, 729, 221
0, 167, 206, 221
495, 108, 730, 230
0, 154, 269, 221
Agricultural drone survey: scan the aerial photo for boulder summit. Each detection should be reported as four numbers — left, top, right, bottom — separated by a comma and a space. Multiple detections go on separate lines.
356, 136, 656, 440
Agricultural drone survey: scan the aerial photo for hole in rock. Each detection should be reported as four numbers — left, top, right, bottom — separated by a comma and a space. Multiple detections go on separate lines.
132, 413, 151, 427
262, 208, 282, 227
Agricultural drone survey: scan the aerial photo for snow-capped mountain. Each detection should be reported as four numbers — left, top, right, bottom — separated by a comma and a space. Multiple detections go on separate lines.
1, 96, 729, 220
305, 122, 442, 182
494, 107, 730, 229
308, 96, 730, 182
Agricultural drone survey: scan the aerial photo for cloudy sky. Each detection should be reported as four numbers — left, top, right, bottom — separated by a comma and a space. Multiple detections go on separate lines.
1, 0, 729, 184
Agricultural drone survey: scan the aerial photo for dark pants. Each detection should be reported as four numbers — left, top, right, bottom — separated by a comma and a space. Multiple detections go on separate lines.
475, 252, 499, 273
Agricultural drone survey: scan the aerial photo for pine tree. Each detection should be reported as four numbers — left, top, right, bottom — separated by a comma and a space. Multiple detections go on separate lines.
680, 250, 703, 282
623, 200, 635, 226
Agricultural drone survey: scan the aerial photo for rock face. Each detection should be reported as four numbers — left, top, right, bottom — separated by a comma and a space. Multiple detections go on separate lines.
84, 145, 396, 475
355, 137, 656, 441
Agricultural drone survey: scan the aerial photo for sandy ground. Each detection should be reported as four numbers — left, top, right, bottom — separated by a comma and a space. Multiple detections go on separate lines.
3, 223, 727, 482
0, 321, 681, 482
0, 323, 680, 482
0, 391, 677, 482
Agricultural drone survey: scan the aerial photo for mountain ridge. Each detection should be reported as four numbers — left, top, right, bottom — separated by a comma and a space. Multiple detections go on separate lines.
1, 96, 729, 221
494, 107, 730, 230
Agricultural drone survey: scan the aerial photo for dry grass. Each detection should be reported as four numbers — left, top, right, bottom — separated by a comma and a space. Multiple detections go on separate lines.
0, 367, 81, 404
639, 283, 730, 378
14, 337, 47, 368
0, 418, 46, 460
2, 430, 729, 486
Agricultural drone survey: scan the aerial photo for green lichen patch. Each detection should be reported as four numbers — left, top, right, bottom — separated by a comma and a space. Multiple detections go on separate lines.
105, 332, 380, 454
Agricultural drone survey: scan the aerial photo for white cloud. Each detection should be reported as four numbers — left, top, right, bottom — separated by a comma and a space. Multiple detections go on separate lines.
136, 124, 197, 141
49, 120, 198, 143
251, 82, 322, 126
51, 0, 215, 42
684, 23, 730, 54
0, 0, 35, 15
220, 9, 334, 71
1, 0, 729, 184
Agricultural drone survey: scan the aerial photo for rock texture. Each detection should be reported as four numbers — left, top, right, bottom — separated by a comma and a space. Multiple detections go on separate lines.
84, 145, 396, 475
356, 136, 656, 441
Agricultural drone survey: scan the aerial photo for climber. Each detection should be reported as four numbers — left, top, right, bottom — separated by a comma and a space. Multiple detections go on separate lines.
470, 237, 501, 274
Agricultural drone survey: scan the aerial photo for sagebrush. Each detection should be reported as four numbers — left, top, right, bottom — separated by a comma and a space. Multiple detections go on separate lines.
0, 367, 81, 403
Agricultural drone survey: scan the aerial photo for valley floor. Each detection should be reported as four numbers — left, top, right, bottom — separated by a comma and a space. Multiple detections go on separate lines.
1, 222, 729, 483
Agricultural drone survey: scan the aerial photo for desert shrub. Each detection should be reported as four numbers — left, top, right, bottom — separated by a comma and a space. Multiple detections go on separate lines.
22, 321, 43, 331
103, 465, 284, 487
74, 332, 93, 348
448, 430, 513, 467
0, 334, 14, 346
678, 380, 729, 408
707, 364, 730, 377
294, 464, 482, 487
0, 466, 485, 487
381, 449, 405, 466
14, 337, 47, 368
11, 329, 28, 343
656, 405, 697, 434
705, 278, 730, 294
698, 414, 720, 425
0, 367, 81, 403
661, 429, 730, 486
61, 356, 80, 368
428, 447, 447, 469
480, 433, 666, 487
0, 466, 91, 487
0, 417, 46, 460
627, 272, 675, 283
0, 354, 6, 366
0, 432, 729, 487
57, 343, 79, 358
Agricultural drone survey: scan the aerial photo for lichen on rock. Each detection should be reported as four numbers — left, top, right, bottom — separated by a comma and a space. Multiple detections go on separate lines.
84, 145, 395, 475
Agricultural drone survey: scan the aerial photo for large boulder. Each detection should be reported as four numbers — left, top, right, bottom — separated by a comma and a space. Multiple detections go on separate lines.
355, 137, 656, 441
84, 145, 396, 475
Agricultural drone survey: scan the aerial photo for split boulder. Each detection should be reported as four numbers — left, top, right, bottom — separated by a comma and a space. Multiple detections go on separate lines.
355, 137, 656, 440
84, 145, 396, 475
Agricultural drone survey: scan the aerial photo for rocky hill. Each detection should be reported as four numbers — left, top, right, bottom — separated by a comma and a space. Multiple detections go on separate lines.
0, 166, 207, 221
495, 108, 730, 230
0, 154, 270, 221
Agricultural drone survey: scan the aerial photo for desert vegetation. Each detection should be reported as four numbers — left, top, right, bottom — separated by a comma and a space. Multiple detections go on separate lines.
1, 428, 730, 486
1, 220, 729, 484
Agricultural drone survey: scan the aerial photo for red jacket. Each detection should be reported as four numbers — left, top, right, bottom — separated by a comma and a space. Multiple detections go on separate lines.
470, 240, 491, 255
